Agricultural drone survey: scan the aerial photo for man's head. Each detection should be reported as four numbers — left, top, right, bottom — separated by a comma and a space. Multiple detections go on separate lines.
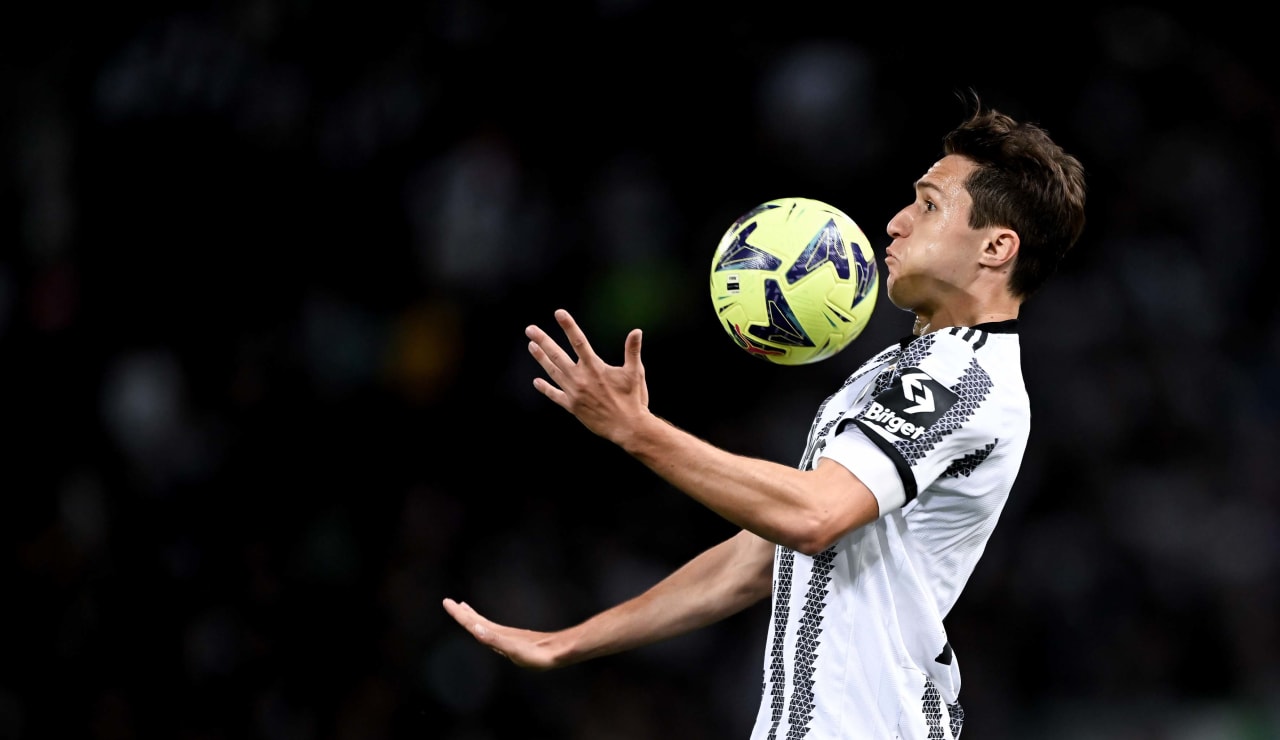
883, 100, 1087, 325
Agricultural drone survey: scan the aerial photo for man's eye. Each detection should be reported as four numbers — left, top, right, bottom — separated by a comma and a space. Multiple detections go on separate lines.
923, 200, 937, 212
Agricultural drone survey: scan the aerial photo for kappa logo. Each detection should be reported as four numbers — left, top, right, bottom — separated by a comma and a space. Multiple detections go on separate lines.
859, 368, 958, 441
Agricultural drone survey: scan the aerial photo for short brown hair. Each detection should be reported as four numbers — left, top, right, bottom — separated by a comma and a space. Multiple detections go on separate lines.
943, 97, 1087, 299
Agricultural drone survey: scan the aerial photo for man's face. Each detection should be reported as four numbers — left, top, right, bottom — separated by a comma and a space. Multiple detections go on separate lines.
882, 154, 987, 314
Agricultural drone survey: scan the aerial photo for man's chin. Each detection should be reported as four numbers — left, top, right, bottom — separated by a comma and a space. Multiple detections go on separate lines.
884, 284, 909, 312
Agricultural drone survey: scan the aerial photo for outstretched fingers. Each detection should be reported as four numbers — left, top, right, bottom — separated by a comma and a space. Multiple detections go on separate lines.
525, 327, 569, 406
525, 322, 573, 376
442, 597, 559, 670
526, 309, 603, 404
442, 597, 484, 634
553, 309, 600, 363
442, 598, 507, 657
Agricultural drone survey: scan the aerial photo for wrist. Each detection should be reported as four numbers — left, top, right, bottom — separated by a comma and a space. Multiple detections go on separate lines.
613, 410, 665, 458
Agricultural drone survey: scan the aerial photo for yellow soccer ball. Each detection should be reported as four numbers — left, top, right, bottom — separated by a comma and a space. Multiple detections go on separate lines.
709, 197, 879, 365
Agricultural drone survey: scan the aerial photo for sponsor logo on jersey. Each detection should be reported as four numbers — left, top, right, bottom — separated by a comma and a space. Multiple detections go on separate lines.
859, 368, 956, 441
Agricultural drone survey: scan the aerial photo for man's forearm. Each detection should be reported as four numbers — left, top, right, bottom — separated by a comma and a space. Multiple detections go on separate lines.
556, 530, 773, 665
615, 413, 851, 553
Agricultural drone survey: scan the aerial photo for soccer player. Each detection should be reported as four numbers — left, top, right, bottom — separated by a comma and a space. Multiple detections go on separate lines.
442, 96, 1087, 739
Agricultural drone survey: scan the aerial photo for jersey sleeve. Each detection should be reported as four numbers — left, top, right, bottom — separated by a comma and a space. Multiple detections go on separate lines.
817, 331, 1006, 514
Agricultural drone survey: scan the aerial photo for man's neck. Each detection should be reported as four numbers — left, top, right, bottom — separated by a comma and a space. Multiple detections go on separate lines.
912, 307, 1021, 336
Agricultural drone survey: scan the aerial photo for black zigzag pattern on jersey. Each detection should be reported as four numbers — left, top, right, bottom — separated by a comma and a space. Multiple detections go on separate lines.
847, 344, 901, 391
853, 345, 905, 409
894, 356, 993, 467
940, 441, 997, 478
897, 333, 938, 372
799, 344, 902, 470
922, 679, 952, 739
785, 548, 836, 738
765, 547, 796, 740
950, 701, 965, 738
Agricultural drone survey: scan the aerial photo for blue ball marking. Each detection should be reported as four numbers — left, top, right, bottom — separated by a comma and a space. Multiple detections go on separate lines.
746, 278, 814, 348
785, 218, 851, 285
712, 222, 783, 272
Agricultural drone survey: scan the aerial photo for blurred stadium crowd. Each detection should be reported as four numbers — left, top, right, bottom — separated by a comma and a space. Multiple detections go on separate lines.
3, 3, 1279, 739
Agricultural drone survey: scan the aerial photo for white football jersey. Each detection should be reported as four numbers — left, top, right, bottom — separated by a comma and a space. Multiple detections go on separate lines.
749, 320, 1028, 740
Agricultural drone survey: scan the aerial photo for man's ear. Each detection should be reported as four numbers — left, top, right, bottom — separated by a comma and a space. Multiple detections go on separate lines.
980, 228, 1019, 269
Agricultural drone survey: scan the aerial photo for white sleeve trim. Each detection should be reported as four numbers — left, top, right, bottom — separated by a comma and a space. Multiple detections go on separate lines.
818, 426, 907, 515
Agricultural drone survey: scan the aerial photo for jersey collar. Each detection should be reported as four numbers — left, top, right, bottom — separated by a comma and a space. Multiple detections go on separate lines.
972, 319, 1019, 334
898, 319, 1019, 348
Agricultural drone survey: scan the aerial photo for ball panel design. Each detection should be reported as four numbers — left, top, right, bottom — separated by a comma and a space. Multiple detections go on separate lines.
784, 219, 851, 284
709, 197, 879, 365
712, 223, 785, 272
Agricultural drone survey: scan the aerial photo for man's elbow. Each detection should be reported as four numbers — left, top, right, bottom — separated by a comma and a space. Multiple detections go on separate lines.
778, 513, 845, 557
780, 496, 878, 555
774, 466, 878, 555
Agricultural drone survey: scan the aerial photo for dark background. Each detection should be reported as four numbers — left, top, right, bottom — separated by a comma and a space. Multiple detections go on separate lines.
4, 3, 1279, 739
